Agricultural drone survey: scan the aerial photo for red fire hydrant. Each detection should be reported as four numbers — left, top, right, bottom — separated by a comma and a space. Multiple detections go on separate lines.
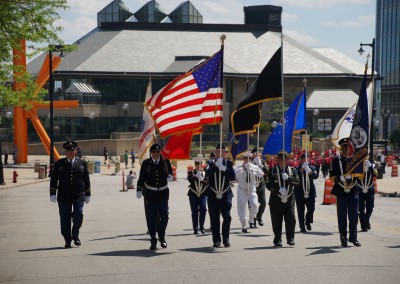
12, 170, 18, 183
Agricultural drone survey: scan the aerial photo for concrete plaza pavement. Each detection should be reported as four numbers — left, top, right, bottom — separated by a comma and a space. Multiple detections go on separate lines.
0, 156, 399, 283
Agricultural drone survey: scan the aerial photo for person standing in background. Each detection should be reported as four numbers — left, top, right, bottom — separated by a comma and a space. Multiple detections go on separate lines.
131, 148, 135, 168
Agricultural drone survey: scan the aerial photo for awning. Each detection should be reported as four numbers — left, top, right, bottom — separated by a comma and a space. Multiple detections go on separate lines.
307, 89, 358, 109
65, 83, 100, 94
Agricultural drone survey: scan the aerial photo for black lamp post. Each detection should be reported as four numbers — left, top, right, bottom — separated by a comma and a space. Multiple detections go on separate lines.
313, 109, 319, 138
48, 45, 68, 173
358, 38, 375, 162
381, 107, 391, 155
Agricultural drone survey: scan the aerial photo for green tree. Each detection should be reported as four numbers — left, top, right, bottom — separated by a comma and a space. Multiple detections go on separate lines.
268, 102, 289, 120
259, 121, 271, 134
0, 0, 69, 109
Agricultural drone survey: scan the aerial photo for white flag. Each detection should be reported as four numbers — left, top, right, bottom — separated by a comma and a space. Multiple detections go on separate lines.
331, 83, 373, 148
138, 81, 156, 164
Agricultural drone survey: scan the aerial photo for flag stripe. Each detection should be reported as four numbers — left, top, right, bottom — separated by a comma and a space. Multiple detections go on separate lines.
147, 49, 224, 138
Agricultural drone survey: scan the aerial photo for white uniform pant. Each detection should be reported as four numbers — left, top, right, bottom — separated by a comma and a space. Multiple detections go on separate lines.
237, 187, 258, 228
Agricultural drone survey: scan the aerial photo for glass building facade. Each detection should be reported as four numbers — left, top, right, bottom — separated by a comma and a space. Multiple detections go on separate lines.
376, 0, 400, 135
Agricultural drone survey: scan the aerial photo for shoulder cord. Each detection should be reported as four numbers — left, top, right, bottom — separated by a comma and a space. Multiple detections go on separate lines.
189, 169, 207, 197
337, 154, 356, 193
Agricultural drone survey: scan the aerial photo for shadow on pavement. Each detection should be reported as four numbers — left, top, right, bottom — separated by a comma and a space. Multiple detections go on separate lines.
297, 231, 334, 236
179, 247, 230, 253
90, 250, 175, 257
244, 246, 292, 250
19, 247, 65, 252
305, 246, 342, 256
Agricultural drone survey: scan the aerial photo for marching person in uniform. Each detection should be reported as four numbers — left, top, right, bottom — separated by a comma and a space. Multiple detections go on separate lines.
251, 148, 269, 227
50, 140, 91, 248
205, 143, 235, 248
358, 159, 378, 232
267, 150, 299, 247
235, 152, 264, 233
294, 153, 318, 232
187, 157, 208, 235
330, 137, 361, 247
136, 144, 173, 250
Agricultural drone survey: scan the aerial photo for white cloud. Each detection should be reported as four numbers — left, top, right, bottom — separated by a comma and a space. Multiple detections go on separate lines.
270, 0, 372, 8
57, 16, 97, 43
282, 12, 299, 24
284, 30, 320, 46
324, 15, 375, 27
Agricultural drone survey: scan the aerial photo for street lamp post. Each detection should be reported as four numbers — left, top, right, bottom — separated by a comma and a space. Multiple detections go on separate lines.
313, 109, 319, 138
358, 38, 375, 163
381, 108, 391, 155
48, 45, 68, 174
6, 111, 12, 142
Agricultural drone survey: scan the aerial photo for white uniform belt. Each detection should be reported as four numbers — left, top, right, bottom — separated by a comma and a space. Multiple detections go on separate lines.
145, 183, 168, 191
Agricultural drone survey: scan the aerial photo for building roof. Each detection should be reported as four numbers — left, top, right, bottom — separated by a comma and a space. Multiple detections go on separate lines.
27, 23, 367, 78
307, 89, 358, 109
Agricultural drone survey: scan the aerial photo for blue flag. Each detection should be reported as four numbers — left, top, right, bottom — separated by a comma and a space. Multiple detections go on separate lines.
228, 133, 249, 161
345, 70, 369, 176
262, 91, 306, 155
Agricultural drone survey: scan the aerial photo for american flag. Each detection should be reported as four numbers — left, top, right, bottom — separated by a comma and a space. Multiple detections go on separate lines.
146, 48, 224, 138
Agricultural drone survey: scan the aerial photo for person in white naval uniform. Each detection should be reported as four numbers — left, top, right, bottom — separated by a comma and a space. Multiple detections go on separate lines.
235, 152, 264, 233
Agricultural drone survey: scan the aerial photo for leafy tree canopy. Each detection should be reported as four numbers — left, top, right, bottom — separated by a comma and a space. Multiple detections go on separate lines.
0, 0, 69, 110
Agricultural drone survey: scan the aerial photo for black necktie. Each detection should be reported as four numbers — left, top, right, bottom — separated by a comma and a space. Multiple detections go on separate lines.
70, 160, 73, 167
155, 160, 158, 165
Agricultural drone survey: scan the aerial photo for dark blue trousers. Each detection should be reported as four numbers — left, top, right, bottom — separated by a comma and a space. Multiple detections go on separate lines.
58, 196, 85, 241
207, 191, 232, 243
336, 192, 359, 242
189, 195, 207, 230
359, 188, 375, 230
146, 199, 169, 241
294, 189, 315, 229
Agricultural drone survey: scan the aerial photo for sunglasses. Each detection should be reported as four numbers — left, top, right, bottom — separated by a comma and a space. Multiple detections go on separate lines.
151, 150, 161, 153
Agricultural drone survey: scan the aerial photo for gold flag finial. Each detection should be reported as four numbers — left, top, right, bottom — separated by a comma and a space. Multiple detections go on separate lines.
303, 78, 307, 87
220, 34, 226, 47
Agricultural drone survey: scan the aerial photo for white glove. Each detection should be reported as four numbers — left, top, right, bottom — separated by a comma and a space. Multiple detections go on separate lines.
195, 171, 203, 181
340, 175, 346, 182
345, 174, 352, 179
85, 196, 91, 204
50, 195, 57, 203
167, 174, 174, 182
136, 191, 142, 199
302, 162, 309, 170
281, 173, 288, 180
279, 187, 287, 194
253, 156, 263, 167
365, 160, 371, 171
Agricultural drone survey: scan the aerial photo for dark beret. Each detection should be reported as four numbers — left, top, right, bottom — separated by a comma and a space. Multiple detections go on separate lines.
150, 144, 161, 152
63, 141, 77, 150
251, 148, 258, 153
277, 150, 288, 158
338, 137, 350, 146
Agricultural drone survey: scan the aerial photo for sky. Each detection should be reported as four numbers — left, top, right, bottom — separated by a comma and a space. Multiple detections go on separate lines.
56, 0, 376, 64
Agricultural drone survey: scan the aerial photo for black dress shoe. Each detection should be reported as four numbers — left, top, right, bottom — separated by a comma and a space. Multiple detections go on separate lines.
242, 228, 248, 233
73, 237, 81, 246
159, 239, 167, 248
223, 241, 231, 247
249, 222, 255, 229
257, 219, 264, 226
274, 241, 282, 247
352, 240, 361, 247
300, 228, 307, 233
341, 241, 348, 247
306, 223, 312, 231
194, 230, 198, 235
64, 242, 72, 249
200, 228, 206, 234
213, 242, 221, 248
150, 243, 158, 250
288, 240, 295, 246
361, 227, 368, 232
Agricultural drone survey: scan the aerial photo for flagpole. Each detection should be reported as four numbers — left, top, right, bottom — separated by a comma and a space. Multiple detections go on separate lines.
280, 34, 286, 166
219, 34, 226, 158
303, 78, 309, 196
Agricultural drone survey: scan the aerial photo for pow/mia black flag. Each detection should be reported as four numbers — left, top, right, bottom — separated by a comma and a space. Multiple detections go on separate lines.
231, 47, 282, 135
